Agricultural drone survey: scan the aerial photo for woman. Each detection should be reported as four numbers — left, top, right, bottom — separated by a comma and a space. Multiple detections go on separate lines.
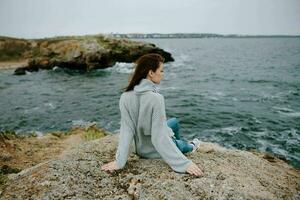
101, 53, 203, 176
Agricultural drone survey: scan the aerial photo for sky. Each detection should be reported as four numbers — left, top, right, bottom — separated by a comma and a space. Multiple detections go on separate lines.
0, 0, 299, 39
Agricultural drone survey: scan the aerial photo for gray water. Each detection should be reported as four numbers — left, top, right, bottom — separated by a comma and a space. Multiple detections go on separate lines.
0, 38, 300, 168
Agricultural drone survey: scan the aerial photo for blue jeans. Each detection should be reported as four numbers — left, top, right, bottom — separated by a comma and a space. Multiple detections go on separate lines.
167, 118, 193, 154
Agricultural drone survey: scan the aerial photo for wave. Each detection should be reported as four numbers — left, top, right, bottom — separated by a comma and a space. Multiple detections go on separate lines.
172, 54, 190, 66
202, 91, 227, 101
202, 126, 242, 136
279, 112, 300, 118
71, 120, 98, 127
272, 106, 300, 117
23, 102, 56, 114
44, 102, 56, 109
104, 62, 134, 74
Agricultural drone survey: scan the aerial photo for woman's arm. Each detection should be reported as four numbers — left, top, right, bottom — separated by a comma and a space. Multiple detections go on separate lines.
115, 96, 135, 168
101, 94, 134, 172
150, 94, 193, 173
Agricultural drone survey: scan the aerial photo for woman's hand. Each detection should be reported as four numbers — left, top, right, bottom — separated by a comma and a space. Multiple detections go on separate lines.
101, 161, 119, 173
186, 162, 204, 176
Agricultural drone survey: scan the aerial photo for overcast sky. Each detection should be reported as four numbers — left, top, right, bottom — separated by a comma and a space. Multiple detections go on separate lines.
0, 0, 299, 39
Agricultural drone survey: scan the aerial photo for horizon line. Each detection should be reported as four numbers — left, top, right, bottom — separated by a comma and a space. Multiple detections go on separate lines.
1, 32, 300, 40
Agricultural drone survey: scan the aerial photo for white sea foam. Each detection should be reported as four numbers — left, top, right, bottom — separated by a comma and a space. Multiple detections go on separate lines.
214, 91, 226, 96
272, 106, 300, 117
44, 102, 55, 109
167, 54, 190, 68
203, 91, 226, 101
257, 138, 289, 157
279, 112, 300, 117
207, 96, 220, 101
252, 117, 262, 124
252, 131, 268, 138
272, 148, 289, 157
219, 127, 241, 135
72, 120, 98, 127
53, 66, 60, 71
35, 131, 44, 138
104, 62, 134, 74
177, 54, 189, 63
24, 106, 40, 114
256, 139, 271, 151
208, 126, 242, 136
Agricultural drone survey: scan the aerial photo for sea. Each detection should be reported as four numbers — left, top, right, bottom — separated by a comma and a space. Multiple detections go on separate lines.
0, 38, 299, 168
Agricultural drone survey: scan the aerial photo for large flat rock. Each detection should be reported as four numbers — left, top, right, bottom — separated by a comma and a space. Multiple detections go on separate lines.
1, 134, 299, 199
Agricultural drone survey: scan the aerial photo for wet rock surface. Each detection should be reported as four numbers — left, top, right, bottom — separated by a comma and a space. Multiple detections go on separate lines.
1, 134, 299, 199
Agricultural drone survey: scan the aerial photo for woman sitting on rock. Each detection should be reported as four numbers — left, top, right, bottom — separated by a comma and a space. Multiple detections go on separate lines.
101, 53, 203, 176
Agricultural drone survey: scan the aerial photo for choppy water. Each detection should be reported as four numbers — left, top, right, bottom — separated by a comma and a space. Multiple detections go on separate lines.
0, 38, 300, 168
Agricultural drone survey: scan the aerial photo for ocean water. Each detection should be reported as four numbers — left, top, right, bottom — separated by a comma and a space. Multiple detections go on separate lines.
0, 38, 299, 168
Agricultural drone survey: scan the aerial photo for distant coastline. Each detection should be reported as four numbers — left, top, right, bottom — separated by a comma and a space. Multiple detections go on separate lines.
1, 33, 300, 41
108, 33, 300, 39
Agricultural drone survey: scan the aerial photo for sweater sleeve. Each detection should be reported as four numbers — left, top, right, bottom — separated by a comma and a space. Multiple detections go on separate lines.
150, 95, 192, 173
115, 95, 134, 169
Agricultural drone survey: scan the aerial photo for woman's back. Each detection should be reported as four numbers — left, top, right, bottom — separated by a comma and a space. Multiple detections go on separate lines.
116, 78, 192, 172
118, 78, 166, 158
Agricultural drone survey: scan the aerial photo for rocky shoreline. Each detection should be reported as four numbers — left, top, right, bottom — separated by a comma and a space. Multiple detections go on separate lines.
0, 35, 174, 75
0, 128, 299, 199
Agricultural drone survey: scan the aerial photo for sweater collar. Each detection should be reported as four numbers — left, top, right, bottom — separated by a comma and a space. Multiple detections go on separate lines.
133, 78, 160, 94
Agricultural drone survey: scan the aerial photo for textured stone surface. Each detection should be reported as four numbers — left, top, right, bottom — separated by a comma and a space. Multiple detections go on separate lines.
1, 134, 299, 200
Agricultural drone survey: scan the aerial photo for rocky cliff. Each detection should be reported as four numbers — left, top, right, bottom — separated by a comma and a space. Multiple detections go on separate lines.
0, 35, 174, 75
1, 134, 299, 200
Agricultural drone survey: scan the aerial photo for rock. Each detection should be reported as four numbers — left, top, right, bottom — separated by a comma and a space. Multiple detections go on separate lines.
13, 65, 39, 75
7, 35, 174, 74
13, 67, 26, 75
1, 134, 299, 199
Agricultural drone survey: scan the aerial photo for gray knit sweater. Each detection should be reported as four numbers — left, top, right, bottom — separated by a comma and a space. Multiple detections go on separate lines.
115, 78, 192, 173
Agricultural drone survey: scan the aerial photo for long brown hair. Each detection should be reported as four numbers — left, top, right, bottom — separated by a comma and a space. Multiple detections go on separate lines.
122, 53, 164, 92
